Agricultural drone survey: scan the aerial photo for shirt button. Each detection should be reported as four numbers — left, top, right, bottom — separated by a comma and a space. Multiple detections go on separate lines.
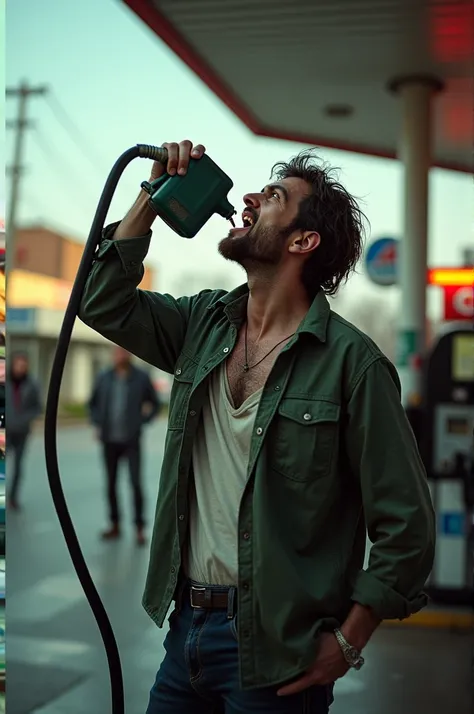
178, 514, 185, 521
223, 347, 229, 354
171, 566, 176, 573
175, 368, 182, 376
189, 410, 196, 416
303, 413, 312, 421
256, 427, 263, 435
243, 532, 250, 540
242, 582, 249, 591
274, 385, 281, 391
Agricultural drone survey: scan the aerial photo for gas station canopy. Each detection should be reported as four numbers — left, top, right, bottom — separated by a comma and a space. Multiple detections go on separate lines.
124, 0, 472, 173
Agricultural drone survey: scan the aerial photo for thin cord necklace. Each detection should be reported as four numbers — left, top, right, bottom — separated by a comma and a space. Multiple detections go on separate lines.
242, 323, 295, 373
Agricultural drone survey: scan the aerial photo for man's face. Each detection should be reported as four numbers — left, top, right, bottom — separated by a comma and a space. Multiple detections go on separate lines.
218, 177, 310, 268
113, 347, 131, 368
12, 356, 28, 378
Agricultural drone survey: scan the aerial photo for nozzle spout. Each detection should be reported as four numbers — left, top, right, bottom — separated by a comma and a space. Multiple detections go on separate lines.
216, 196, 235, 221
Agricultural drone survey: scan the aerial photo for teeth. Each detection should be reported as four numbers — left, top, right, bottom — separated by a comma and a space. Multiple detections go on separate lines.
242, 215, 254, 227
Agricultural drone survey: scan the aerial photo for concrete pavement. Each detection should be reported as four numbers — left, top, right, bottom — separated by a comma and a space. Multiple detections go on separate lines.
7, 422, 473, 714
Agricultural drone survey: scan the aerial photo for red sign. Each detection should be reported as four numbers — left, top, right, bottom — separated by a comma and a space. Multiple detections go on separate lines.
443, 285, 474, 320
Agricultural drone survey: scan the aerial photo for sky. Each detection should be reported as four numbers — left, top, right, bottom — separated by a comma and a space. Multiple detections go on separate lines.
6, 0, 474, 321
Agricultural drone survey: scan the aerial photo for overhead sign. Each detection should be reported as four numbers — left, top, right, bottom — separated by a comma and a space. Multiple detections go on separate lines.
428, 268, 474, 286
443, 285, 474, 321
365, 237, 398, 286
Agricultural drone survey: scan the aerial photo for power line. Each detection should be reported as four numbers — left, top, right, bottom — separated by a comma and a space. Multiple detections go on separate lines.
44, 92, 110, 178
7, 84, 141, 244
31, 128, 99, 211
44, 92, 144, 200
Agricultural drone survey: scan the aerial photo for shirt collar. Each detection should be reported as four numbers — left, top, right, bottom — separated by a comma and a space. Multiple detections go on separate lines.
208, 284, 330, 343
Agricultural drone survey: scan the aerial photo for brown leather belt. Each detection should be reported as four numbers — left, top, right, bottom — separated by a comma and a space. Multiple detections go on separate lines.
189, 585, 232, 610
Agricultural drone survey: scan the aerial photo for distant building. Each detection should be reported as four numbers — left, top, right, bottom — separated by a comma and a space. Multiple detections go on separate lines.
8, 225, 157, 405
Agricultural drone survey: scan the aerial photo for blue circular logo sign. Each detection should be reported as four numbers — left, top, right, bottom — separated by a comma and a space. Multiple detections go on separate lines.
365, 237, 399, 286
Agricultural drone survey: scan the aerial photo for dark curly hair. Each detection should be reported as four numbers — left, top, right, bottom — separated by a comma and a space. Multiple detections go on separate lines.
270, 149, 368, 297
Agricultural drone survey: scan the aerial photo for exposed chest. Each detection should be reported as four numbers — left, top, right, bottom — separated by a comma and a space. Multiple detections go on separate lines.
226, 329, 291, 409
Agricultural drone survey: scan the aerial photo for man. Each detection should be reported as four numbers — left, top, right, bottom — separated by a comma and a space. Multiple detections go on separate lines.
7, 352, 42, 510
88, 346, 160, 546
79, 141, 435, 713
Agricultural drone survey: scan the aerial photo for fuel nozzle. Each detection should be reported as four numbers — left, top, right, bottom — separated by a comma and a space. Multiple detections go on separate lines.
142, 152, 236, 238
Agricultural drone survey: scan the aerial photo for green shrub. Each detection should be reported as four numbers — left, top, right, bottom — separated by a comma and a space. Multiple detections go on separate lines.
61, 402, 88, 419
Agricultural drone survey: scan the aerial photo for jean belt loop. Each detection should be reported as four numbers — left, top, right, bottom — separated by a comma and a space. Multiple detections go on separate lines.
227, 587, 236, 619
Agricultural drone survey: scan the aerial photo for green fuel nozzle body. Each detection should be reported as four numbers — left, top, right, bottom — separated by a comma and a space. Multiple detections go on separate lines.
140, 152, 236, 238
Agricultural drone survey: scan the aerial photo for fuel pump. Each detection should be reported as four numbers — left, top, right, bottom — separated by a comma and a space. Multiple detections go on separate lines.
421, 323, 474, 606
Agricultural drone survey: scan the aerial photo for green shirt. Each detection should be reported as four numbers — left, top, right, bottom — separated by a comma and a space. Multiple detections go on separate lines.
79, 227, 436, 690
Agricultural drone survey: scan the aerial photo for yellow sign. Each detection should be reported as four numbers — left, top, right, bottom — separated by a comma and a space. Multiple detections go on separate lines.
0, 272, 4, 322
428, 268, 474, 286
452, 334, 474, 381
8, 270, 72, 310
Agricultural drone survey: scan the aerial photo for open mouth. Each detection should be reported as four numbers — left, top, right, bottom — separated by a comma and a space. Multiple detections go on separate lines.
242, 212, 255, 228
229, 210, 256, 237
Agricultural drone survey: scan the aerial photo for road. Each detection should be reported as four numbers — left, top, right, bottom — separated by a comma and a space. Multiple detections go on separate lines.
8, 422, 473, 714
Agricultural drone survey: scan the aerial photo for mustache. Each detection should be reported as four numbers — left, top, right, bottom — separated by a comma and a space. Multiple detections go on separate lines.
246, 207, 259, 225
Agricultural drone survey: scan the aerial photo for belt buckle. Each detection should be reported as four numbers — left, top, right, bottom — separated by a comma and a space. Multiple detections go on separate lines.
190, 586, 206, 609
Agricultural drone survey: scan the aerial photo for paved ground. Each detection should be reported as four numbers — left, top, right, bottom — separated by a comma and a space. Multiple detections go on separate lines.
7, 422, 474, 714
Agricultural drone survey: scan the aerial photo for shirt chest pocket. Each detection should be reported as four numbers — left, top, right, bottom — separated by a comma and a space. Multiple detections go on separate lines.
168, 356, 198, 431
271, 398, 341, 482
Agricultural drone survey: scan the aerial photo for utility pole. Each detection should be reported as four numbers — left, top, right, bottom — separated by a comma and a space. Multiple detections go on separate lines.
6, 81, 48, 277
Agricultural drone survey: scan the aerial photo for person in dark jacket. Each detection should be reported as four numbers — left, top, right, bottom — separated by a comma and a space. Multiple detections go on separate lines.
7, 352, 42, 509
89, 346, 160, 545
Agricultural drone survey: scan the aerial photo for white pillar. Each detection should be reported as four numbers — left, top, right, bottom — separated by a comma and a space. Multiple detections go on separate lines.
389, 75, 443, 405
68, 343, 93, 403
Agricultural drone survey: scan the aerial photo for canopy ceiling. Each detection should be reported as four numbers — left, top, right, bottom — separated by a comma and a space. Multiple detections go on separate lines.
124, 0, 473, 173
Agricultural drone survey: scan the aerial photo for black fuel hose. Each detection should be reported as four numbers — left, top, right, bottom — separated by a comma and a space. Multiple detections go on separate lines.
44, 144, 167, 714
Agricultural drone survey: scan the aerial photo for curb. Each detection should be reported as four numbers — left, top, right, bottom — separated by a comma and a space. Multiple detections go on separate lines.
383, 610, 474, 630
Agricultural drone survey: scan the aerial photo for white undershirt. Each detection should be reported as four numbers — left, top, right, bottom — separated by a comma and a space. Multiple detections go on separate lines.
186, 362, 262, 585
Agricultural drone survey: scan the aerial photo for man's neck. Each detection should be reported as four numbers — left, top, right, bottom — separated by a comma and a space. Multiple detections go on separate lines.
246, 273, 311, 339
115, 364, 130, 378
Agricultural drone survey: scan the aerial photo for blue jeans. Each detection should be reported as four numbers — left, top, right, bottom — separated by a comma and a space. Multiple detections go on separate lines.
146, 583, 334, 713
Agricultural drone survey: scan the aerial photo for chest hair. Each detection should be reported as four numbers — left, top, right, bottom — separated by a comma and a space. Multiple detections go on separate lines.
226, 328, 291, 408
